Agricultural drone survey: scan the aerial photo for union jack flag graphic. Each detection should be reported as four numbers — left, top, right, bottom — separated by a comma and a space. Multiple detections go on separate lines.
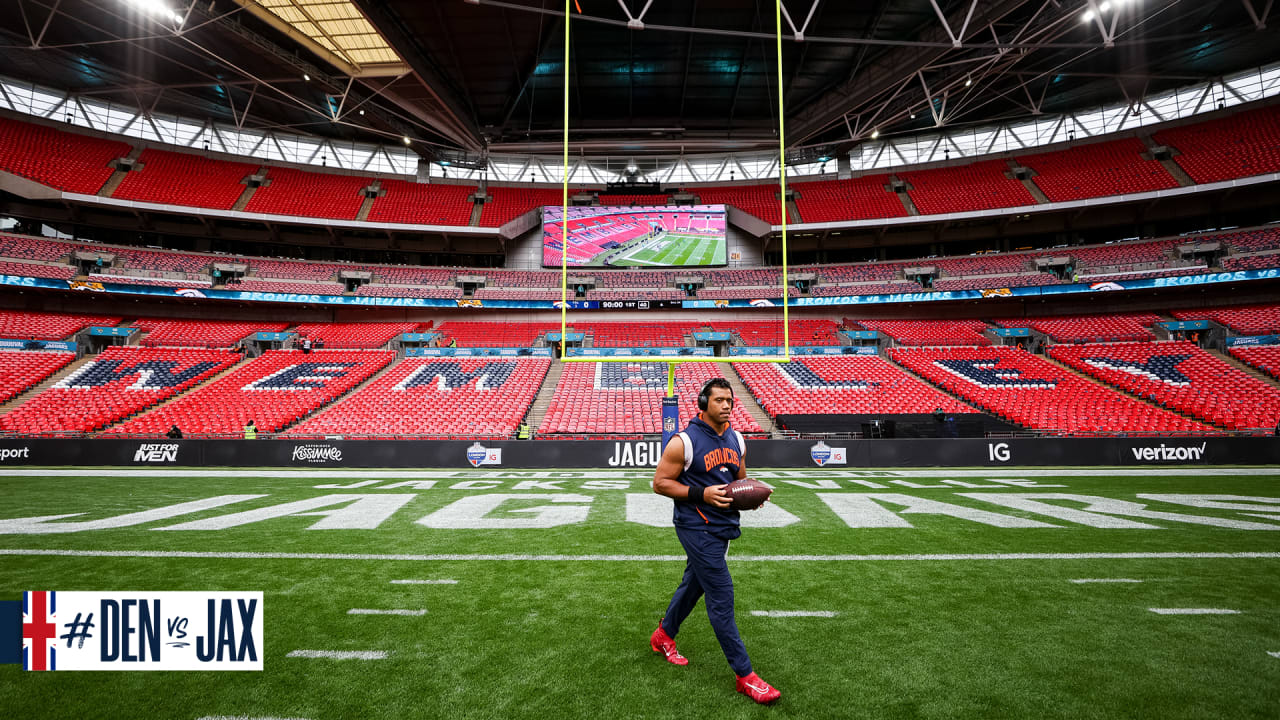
23, 591, 57, 671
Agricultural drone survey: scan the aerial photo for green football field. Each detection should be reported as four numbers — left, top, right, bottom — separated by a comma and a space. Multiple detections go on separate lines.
2, 467, 1279, 719
614, 233, 725, 266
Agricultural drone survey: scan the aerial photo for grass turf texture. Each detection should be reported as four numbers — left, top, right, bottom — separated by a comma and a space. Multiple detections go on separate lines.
1, 468, 1278, 719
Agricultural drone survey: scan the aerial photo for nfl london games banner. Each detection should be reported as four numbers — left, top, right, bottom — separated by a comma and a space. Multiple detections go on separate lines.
12, 591, 262, 671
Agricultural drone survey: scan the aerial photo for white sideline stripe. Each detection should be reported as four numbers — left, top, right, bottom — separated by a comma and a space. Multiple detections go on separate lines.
286, 650, 387, 660
196, 716, 311, 720
750, 610, 838, 618
4, 468, 1279, 479
4, 548, 1280, 562
1148, 608, 1241, 615
390, 579, 457, 585
347, 608, 427, 616
1268, 651, 1280, 659
1070, 578, 1144, 584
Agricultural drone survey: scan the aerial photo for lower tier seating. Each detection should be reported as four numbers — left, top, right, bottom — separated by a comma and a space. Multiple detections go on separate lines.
993, 312, 1161, 343
292, 322, 423, 349
0, 350, 75, 404
134, 319, 290, 348
1171, 304, 1280, 336
537, 362, 763, 434
890, 345, 1212, 435
0, 310, 122, 340
853, 319, 991, 346
108, 349, 394, 435
1229, 345, 1280, 381
287, 357, 550, 438
0, 347, 241, 433
1049, 341, 1280, 431
734, 356, 975, 419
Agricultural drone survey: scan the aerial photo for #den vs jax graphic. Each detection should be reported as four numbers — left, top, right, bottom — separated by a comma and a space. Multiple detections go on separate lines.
5, 591, 262, 671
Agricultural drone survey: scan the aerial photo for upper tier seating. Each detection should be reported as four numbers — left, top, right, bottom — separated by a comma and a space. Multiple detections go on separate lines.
1049, 341, 1280, 431
537, 362, 763, 434
708, 319, 842, 346
108, 246, 212, 273
1067, 238, 1178, 267
133, 319, 289, 348
0, 234, 71, 261
286, 357, 550, 438
480, 187, 569, 227
0, 260, 74, 279
0, 350, 75, 404
113, 149, 256, 210
734, 356, 975, 421
483, 270, 560, 288
0, 347, 240, 433
292, 322, 422, 349
816, 262, 904, 283
367, 179, 476, 226
88, 273, 212, 288
248, 258, 343, 281
853, 319, 991, 346
244, 167, 369, 220
1155, 105, 1280, 183
1229, 345, 1280, 381
108, 349, 394, 435
1171, 304, 1280, 335
434, 321, 563, 348
597, 194, 669, 205
372, 267, 455, 285
692, 185, 790, 225
931, 254, 1035, 276
811, 281, 924, 296
0, 310, 121, 340
1216, 226, 1280, 253
1221, 253, 1280, 271
0, 117, 130, 194
353, 285, 463, 299
993, 312, 1161, 343
890, 345, 1212, 434
901, 160, 1037, 214
791, 175, 905, 223
1019, 137, 1177, 201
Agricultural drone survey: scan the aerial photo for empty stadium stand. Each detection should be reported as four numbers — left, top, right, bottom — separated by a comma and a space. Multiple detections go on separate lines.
367, 179, 476, 226
1171, 304, 1280, 335
1019, 137, 1178, 201
0, 310, 121, 340
480, 187, 567, 227
853, 319, 992, 346
435, 322, 563, 347
133, 319, 290, 348
108, 349, 394, 435
580, 322, 702, 347
1049, 341, 1280, 430
113, 149, 256, 210
0, 117, 130, 195
0, 234, 70, 262
709, 319, 842, 346
224, 279, 346, 295
0, 350, 75, 404
244, 167, 369, 220
890, 345, 1212, 434
287, 357, 550, 438
537, 362, 762, 434
791, 175, 905, 223
901, 160, 1037, 214
1229, 345, 1280, 381
993, 312, 1161, 343
0, 347, 241, 433
1155, 105, 1280, 183
734, 356, 975, 419
0, 260, 74, 279
292, 322, 422, 348
693, 185, 790, 225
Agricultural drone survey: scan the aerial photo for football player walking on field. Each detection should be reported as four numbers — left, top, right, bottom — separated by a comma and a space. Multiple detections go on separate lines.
649, 377, 781, 704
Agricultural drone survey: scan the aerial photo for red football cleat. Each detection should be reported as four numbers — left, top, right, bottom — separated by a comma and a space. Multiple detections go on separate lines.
736, 672, 781, 704
650, 620, 688, 666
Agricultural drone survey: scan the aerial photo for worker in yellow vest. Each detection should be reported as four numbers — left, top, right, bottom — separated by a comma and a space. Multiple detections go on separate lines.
244, 420, 257, 440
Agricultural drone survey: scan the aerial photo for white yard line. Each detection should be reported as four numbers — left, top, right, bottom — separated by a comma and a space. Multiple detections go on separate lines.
749, 610, 838, 618
2, 468, 1277, 479
1147, 608, 1241, 615
1267, 651, 1280, 659
347, 608, 427, 616
285, 650, 387, 660
3, 548, 1279, 562
390, 579, 458, 584
1069, 578, 1144, 583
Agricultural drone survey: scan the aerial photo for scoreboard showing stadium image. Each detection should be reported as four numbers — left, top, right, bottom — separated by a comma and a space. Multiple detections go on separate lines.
542, 205, 728, 268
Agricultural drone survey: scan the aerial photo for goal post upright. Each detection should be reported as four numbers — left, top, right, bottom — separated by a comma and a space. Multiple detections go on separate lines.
556, 0, 794, 397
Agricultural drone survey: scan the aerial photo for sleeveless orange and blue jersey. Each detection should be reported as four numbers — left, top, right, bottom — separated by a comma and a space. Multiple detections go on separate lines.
671, 416, 746, 537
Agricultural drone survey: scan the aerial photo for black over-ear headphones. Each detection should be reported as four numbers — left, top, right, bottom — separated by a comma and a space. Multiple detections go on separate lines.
698, 379, 734, 411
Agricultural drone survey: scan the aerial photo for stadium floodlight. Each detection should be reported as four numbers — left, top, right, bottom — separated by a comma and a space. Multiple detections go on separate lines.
402, 136, 411, 145
871, 129, 880, 139
123, 0, 184, 25
1082, 9, 1096, 22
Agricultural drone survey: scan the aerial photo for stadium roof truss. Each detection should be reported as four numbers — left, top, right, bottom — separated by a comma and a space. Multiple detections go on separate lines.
0, 0, 1276, 183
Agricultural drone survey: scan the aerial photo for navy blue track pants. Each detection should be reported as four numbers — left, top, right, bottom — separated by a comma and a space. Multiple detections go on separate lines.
660, 525, 752, 676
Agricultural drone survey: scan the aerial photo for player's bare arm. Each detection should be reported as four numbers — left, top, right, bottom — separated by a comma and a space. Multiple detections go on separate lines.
652, 435, 729, 508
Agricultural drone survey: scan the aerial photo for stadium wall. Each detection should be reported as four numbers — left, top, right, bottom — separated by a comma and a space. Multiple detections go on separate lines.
0, 438, 1275, 468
